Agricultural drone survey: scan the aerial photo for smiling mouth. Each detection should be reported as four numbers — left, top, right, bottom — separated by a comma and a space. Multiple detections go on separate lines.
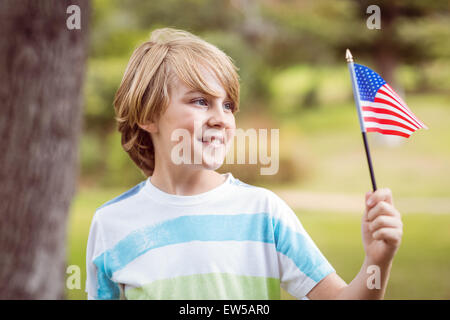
197, 136, 225, 146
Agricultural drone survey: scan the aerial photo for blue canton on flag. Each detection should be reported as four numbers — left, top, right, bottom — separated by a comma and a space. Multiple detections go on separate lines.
354, 64, 386, 102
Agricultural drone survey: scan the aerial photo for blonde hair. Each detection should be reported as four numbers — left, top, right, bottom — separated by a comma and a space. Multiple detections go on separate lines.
113, 28, 240, 177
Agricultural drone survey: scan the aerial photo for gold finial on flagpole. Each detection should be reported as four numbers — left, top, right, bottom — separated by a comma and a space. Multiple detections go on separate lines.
346, 49, 353, 62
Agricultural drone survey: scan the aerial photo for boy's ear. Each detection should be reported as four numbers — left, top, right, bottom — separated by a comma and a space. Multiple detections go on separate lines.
138, 122, 158, 133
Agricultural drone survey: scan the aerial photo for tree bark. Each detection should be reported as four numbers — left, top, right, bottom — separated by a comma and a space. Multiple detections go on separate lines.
373, 3, 399, 89
0, 0, 89, 299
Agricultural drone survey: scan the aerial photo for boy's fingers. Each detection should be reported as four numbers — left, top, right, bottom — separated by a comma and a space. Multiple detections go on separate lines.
364, 192, 373, 219
366, 188, 394, 209
372, 227, 403, 246
367, 201, 401, 221
369, 215, 403, 232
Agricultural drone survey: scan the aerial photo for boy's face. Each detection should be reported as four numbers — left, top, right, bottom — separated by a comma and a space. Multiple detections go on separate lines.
145, 65, 236, 172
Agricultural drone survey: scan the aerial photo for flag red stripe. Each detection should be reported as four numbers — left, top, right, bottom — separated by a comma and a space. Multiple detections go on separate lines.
378, 86, 419, 122
384, 84, 410, 112
366, 127, 410, 138
379, 85, 407, 109
363, 117, 415, 132
361, 106, 420, 130
385, 84, 428, 129
373, 96, 422, 129
377, 86, 424, 128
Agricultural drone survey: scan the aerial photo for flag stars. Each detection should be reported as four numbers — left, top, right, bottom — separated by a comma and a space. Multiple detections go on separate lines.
354, 64, 387, 101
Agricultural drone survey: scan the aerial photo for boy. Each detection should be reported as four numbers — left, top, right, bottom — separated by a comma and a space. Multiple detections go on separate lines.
86, 28, 403, 300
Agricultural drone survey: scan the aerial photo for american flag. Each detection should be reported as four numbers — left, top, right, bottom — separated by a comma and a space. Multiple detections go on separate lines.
354, 64, 428, 138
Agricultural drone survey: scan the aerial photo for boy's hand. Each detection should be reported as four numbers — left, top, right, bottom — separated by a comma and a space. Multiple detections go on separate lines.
362, 188, 403, 265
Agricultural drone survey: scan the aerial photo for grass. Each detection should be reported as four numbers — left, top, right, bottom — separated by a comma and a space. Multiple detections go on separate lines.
66, 93, 450, 299
268, 93, 450, 198
66, 187, 450, 300
284, 210, 450, 300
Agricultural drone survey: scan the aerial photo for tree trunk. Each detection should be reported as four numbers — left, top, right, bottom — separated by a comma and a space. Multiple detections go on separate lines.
374, 47, 398, 89
0, 0, 89, 299
372, 1, 399, 89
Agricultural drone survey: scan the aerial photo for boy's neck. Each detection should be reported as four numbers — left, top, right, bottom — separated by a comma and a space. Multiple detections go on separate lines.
149, 167, 226, 196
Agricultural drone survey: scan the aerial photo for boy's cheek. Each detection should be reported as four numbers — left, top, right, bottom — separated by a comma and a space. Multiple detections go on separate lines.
170, 117, 202, 140
225, 128, 235, 143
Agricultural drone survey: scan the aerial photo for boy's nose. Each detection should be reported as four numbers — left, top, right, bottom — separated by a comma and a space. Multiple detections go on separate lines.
207, 105, 229, 128
207, 115, 226, 128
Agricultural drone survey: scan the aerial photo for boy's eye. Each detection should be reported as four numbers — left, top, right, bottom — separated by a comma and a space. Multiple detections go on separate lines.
192, 98, 235, 112
224, 102, 235, 112
193, 98, 208, 106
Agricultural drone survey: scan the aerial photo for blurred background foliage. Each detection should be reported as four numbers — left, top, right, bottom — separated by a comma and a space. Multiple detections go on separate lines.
70, 0, 450, 300
80, 0, 449, 188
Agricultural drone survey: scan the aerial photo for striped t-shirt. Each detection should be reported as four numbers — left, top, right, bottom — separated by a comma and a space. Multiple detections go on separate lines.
85, 172, 335, 300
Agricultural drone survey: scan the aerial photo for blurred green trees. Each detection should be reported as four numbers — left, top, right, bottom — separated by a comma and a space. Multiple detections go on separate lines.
81, 0, 449, 188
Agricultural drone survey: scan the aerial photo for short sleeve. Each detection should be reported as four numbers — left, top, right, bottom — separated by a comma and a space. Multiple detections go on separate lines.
271, 194, 336, 299
85, 212, 121, 300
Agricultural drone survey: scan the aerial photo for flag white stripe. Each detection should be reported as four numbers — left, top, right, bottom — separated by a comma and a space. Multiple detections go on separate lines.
375, 91, 423, 128
378, 86, 418, 120
364, 122, 414, 135
384, 84, 428, 129
376, 89, 415, 120
362, 110, 418, 132
359, 101, 420, 130
382, 84, 406, 105
384, 84, 411, 112
378, 85, 427, 128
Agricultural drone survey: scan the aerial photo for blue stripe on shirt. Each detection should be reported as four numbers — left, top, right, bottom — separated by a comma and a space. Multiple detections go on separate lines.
96, 181, 146, 211
93, 213, 332, 299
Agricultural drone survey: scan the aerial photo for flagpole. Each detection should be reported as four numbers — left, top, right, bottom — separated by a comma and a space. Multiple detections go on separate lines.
346, 49, 377, 192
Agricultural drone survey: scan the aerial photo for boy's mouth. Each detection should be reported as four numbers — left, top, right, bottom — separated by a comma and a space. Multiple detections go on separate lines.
197, 135, 225, 146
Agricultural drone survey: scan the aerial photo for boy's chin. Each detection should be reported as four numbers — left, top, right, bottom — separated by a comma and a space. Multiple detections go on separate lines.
200, 158, 225, 171
197, 154, 226, 171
